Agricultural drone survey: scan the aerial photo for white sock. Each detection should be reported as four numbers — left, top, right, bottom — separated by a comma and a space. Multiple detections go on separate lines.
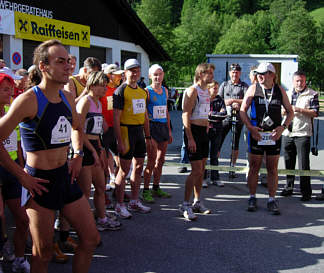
193, 198, 200, 204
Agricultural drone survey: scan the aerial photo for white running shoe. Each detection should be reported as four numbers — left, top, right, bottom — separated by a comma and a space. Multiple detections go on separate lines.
192, 201, 211, 214
128, 200, 151, 214
212, 180, 224, 187
115, 203, 132, 219
179, 205, 197, 221
12, 258, 30, 273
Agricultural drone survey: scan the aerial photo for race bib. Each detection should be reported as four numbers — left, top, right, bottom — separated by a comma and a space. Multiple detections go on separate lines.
3, 130, 17, 152
107, 96, 113, 110
199, 103, 210, 119
91, 116, 103, 134
153, 105, 167, 119
258, 132, 275, 146
51, 116, 72, 144
132, 99, 145, 114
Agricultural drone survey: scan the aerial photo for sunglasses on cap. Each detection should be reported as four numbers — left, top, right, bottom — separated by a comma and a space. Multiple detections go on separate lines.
257, 71, 271, 76
230, 64, 241, 71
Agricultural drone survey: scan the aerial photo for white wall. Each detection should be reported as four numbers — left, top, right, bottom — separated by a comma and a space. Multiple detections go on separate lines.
207, 54, 299, 91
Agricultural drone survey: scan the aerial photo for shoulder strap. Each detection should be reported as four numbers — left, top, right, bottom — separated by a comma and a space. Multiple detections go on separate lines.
33, 86, 48, 118
59, 90, 72, 112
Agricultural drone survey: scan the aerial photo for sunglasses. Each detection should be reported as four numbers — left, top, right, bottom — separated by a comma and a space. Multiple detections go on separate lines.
257, 71, 269, 75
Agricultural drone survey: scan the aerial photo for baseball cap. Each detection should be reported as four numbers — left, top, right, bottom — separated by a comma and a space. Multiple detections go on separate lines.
230, 63, 241, 71
124, 59, 140, 70
0, 67, 23, 80
255, 62, 276, 74
0, 73, 14, 86
103, 64, 124, 75
149, 64, 163, 75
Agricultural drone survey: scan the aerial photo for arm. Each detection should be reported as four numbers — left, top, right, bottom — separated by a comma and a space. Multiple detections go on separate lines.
0, 91, 49, 196
182, 86, 197, 152
240, 85, 262, 141
165, 88, 173, 144
293, 93, 319, 118
64, 78, 77, 100
113, 109, 125, 155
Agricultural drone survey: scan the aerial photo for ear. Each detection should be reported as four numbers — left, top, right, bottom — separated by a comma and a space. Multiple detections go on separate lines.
38, 61, 47, 72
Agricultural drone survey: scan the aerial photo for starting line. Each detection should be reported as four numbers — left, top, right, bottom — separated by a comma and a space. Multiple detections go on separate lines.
162, 161, 324, 177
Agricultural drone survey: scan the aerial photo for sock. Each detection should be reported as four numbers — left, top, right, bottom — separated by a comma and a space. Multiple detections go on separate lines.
98, 217, 107, 224
152, 184, 159, 191
193, 198, 200, 204
268, 197, 275, 202
59, 230, 69, 242
183, 201, 190, 207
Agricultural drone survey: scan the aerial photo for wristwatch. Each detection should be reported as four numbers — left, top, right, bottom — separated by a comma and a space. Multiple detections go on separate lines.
282, 124, 288, 129
74, 150, 84, 157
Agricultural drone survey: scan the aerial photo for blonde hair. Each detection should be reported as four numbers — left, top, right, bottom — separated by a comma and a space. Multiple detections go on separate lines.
194, 63, 215, 83
85, 71, 108, 93
208, 80, 219, 89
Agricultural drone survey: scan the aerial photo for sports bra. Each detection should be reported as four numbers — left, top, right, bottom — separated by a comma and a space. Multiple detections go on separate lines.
84, 96, 103, 135
20, 86, 72, 151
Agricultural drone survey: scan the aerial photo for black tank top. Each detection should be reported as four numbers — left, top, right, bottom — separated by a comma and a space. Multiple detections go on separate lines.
250, 83, 282, 130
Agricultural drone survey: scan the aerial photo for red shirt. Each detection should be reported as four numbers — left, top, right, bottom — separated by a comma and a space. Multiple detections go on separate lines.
100, 85, 116, 127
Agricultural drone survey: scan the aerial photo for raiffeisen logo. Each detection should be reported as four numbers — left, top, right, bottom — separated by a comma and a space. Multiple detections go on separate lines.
15, 11, 90, 48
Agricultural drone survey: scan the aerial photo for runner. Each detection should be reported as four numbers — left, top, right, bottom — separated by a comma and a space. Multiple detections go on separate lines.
0, 40, 99, 273
142, 64, 172, 203
76, 71, 121, 231
113, 58, 152, 218
240, 62, 294, 215
0, 73, 30, 272
179, 63, 215, 221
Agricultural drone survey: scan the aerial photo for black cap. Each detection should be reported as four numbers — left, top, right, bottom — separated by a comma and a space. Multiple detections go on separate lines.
230, 63, 241, 71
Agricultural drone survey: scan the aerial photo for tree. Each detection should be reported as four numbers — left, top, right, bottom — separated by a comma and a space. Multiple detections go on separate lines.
214, 11, 272, 54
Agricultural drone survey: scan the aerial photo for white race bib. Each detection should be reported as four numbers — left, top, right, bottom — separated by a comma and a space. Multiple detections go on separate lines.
51, 116, 72, 144
132, 99, 145, 114
258, 132, 275, 146
153, 105, 167, 119
3, 130, 17, 152
91, 116, 103, 134
107, 96, 113, 110
198, 103, 210, 119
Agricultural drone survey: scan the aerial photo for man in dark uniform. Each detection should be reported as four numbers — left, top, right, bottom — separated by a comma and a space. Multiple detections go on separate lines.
219, 64, 249, 178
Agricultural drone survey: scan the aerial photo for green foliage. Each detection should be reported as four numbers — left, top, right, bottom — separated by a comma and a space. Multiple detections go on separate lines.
310, 7, 324, 24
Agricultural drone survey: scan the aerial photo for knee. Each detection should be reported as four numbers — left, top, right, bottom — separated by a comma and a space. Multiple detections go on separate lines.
34, 242, 54, 263
80, 230, 100, 251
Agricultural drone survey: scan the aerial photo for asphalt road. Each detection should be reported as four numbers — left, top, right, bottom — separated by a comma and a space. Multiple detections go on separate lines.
6, 110, 324, 273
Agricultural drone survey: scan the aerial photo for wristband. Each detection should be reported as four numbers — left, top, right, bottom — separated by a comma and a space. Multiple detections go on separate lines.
74, 150, 84, 157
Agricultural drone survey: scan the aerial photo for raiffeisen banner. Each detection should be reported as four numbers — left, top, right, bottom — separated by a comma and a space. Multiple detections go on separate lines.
14, 11, 90, 48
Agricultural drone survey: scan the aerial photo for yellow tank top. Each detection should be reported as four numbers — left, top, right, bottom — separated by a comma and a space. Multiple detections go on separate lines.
114, 83, 147, 125
70, 76, 85, 97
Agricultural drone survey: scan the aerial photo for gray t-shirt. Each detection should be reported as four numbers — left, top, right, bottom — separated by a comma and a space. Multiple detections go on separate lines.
218, 80, 249, 121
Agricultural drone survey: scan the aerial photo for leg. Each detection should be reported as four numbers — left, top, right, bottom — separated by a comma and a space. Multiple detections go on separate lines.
91, 165, 106, 219
266, 155, 280, 198
247, 153, 263, 195
25, 200, 56, 273
115, 158, 131, 204
144, 139, 157, 189
283, 136, 297, 188
6, 198, 29, 258
296, 136, 311, 197
62, 196, 100, 273
184, 160, 204, 202
153, 141, 168, 186
193, 158, 207, 201
77, 166, 92, 199
130, 157, 145, 201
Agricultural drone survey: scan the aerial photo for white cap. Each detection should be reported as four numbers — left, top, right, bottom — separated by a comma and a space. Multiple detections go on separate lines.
149, 64, 163, 75
27, 65, 36, 73
255, 62, 276, 74
0, 67, 23, 80
104, 64, 124, 75
124, 59, 140, 70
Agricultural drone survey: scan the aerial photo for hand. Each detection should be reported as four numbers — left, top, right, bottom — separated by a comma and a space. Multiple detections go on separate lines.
145, 138, 153, 152
225, 99, 233, 106
168, 134, 173, 144
99, 149, 107, 169
69, 155, 83, 183
187, 138, 196, 153
232, 102, 240, 110
117, 141, 126, 155
271, 126, 285, 141
92, 150, 100, 167
292, 106, 301, 113
21, 171, 49, 198
249, 126, 263, 141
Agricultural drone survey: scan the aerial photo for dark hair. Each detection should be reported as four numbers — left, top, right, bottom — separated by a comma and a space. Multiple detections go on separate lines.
293, 70, 306, 77
85, 71, 108, 93
26, 67, 42, 89
83, 57, 102, 71
33, 39, 63, 66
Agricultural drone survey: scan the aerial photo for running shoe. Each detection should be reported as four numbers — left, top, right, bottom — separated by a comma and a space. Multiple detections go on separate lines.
247, 197, 257, 212
315, 193, 324, 201
152, 188, 171, 198
3, 239, 15, 262
267, 200, 280, 215
280, 187, 293, 197
115, 203, 132, 219
54, 218, 60, 231
58, 236, 78, 253
179, 205, 197, 221
141, 190, 155, 203
212, 180, 224, 187
96, 218, 121, 231
53, 242, 69, 263
177, 166, 187, 173
12, 258, 30, 273
128, 200, 151, 214
192, 201, 211, 214
229, 171, 238, 179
